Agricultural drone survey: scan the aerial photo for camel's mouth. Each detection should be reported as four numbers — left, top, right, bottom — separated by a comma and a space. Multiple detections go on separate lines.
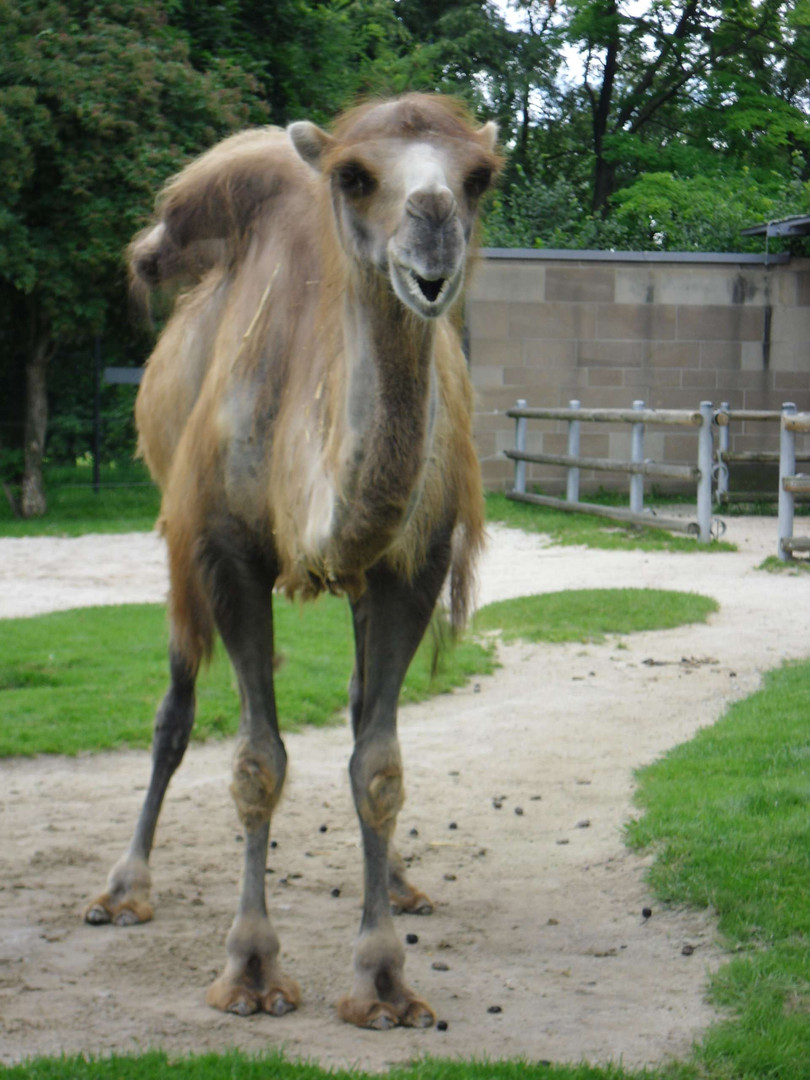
412, 273, 446, 304
391, 259, 460, 317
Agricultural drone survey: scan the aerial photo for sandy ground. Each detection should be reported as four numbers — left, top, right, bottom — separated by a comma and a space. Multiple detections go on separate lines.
0, 516, 808, 1070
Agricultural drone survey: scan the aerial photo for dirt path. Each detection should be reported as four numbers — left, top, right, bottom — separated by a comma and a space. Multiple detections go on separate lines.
1, 517, 807, 1070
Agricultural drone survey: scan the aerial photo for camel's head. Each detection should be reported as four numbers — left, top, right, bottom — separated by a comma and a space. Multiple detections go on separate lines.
288, 95, 501, 319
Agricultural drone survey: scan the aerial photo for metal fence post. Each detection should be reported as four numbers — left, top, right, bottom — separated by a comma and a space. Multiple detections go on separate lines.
566, 399, 580, 503
629, 399, 645, 515
697, 400, 714, 543
716, 400, 730, 503
514, 398, 527, 495
778, 402, 797, 561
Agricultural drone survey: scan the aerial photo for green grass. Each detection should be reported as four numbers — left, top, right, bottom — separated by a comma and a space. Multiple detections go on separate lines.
0, 462, 160, 536
486, 492, 736, 552
0, 1051, 694, 1080
0, 597, 495, 757
757, 554, 810, 574
0, 587, 717, 758
627, 658, 810, 1080
474, 588, 718, 644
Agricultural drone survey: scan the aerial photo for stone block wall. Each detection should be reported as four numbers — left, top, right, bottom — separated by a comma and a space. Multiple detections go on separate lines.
467, 251, 810, 493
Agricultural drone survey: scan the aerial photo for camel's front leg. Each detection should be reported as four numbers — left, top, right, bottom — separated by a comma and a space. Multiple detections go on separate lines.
339, 737, 434, 1029
203, 541, 300, 1017
340, 541, 451, 1029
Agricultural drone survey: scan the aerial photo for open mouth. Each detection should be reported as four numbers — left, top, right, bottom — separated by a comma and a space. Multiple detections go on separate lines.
403, 268, 448, 306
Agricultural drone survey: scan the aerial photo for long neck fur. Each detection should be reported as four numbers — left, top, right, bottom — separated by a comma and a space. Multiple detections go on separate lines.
326, 265, 437, 577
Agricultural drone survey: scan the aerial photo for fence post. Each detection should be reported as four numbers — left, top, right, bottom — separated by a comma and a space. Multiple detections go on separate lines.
566, 399, 580, 503
514, 398, 527, 495
716, 400, 730, 503
697, 400, 713, 543
629, 399, 645, 515
778, 402, 797, 562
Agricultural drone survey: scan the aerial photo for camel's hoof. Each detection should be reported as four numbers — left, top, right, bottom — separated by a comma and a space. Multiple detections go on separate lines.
402, 999, 435, 1028
113, 909, 142, 927
84, 904, 111, 925
263, 989, 297, 1016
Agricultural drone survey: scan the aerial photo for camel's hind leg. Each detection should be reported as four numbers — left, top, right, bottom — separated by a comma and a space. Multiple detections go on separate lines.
339, 529, 452, 1030
200, 533, 300, 1018
84, 645, 197, 926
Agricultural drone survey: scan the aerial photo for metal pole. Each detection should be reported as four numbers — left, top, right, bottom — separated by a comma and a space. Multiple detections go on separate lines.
566, 399, 580, 503
716, 400, 730, 502
778, 402, 797, 561
696, 400, 713, 543
514, 398, 527, 495
629, 399, 645, 515
93, 335, 102, 495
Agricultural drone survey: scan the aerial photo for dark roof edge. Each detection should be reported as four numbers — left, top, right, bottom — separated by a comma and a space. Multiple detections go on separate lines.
480, 247, 790, 265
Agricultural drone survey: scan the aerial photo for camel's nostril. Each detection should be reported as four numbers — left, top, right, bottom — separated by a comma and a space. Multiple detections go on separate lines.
415, 275, 445, 303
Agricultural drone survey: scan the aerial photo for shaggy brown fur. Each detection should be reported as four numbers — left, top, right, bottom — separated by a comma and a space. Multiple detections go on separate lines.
89, 93, 501, 1030
133, 97, 499, 668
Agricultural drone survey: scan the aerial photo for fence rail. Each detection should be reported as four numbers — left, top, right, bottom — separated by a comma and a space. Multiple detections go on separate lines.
505, 398, 715, 542
505, 398, 809, 559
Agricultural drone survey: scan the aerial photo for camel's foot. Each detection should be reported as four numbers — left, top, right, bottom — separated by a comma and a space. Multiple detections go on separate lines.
388, 848, 434, 915
338, 927, 435, 1030
206, 912, 300, 1018
83, 855, 153, 926
389, 883, 434, 916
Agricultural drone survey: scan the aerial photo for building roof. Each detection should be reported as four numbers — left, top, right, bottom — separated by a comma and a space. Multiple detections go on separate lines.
740, 214, 810, 238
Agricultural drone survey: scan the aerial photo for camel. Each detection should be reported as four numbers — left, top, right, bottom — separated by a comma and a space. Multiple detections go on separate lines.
84, 94, 501, 1030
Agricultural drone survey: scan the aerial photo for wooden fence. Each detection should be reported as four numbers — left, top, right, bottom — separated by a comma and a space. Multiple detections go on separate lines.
505, 399, 715, 542
714, 403, 810, 561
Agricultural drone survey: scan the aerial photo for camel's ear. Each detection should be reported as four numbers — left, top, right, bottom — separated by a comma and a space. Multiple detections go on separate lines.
476, 120, 499, 154
288, 121, 335, 173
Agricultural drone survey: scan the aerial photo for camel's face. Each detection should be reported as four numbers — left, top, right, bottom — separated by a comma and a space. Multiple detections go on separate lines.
289, 112, 499, 320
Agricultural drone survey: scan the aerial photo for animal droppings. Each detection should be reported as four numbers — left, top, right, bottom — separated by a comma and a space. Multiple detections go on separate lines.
514, 806, 524, 816
444, 873, 457, 881
409, 827, 419, 837
576, 819, 591, 828
487, 1005, 502, 1014
642, 907, 652, 920
331, 887, 341, 898
270, 840, 278, 849
448, 822, 458, 830
405, 933, 419, 945
235, 835, 244, 843
432, 961, 450, 971
437, 1020, 449, 1031
319, 824, 328, 833
681, 943, 695, 956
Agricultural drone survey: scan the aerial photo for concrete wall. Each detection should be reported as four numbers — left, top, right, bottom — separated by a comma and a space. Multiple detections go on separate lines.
467, 250, 810, 493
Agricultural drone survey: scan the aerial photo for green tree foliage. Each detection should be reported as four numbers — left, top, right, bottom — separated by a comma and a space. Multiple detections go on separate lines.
0, 0, 264, 512
489, 0, 810, 249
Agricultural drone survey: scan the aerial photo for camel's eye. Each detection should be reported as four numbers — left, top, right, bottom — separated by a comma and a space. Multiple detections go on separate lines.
334, 162, 376, 198
464, 165, 493, 199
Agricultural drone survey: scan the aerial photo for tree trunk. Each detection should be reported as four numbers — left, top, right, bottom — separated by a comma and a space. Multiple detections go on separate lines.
21, 332, 52, 517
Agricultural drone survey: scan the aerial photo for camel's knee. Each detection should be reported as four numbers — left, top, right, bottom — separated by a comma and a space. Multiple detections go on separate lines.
231, 739, 287, 830
350, 742, 404, 837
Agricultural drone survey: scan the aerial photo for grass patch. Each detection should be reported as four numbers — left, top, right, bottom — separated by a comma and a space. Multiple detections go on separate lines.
486, 492, 736, 553
0, 1050, 697, 1080
0, 587, 716, 758
757, 554, 810, 574
0, 597, 496, 757
0, 462, 160, 537
627, 659, 810, 1080
475, 588, 718, 644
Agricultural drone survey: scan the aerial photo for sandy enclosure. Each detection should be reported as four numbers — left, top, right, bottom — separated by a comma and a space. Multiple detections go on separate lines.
0, 516, 807, 1070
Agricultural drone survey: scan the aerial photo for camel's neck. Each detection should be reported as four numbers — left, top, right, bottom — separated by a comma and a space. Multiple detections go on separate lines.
329, 271, 437, 574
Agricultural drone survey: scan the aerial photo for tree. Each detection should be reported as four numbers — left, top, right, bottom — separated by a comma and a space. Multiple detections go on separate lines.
0, 0, 263, 514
